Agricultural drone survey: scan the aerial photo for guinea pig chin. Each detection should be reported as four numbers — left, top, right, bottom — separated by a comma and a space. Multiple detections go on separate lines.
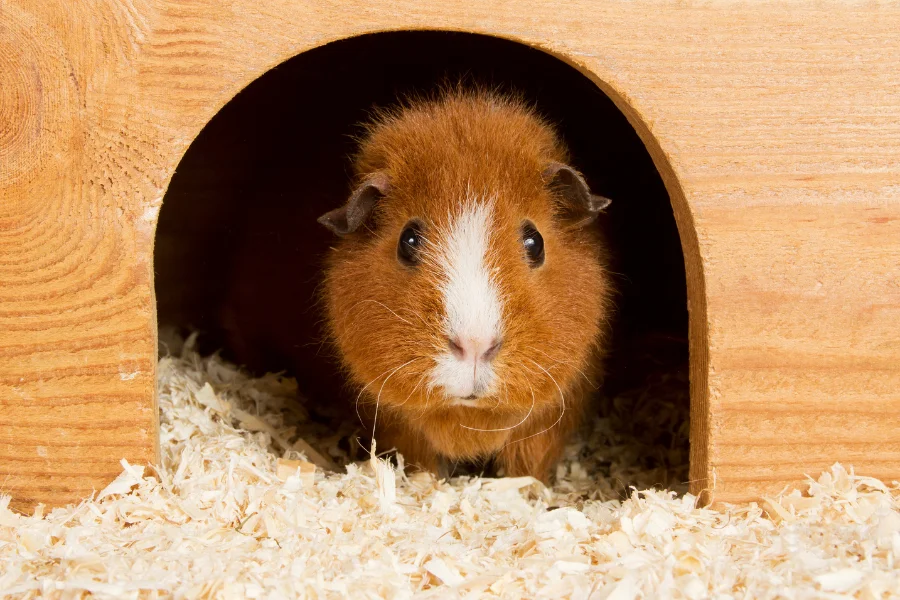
430, 354, 499, 400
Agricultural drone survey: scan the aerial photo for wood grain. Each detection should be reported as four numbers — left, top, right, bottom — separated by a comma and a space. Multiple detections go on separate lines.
1, 0, 898, 509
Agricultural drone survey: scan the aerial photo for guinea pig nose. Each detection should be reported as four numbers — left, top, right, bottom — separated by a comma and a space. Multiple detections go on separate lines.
482, 338, 503, 362
448, 335, 502, 363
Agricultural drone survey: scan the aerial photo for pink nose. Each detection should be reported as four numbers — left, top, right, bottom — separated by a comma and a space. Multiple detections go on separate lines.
448, 335, 502, 363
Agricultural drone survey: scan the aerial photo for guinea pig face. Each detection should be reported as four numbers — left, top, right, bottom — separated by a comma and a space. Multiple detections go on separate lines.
319, 96, 611, 421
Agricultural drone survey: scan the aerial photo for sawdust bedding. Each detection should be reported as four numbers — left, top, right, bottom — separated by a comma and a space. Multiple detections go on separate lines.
2, 333, 899, 599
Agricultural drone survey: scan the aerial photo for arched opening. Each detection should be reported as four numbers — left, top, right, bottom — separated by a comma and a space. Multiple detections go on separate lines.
155, 31, 693, 496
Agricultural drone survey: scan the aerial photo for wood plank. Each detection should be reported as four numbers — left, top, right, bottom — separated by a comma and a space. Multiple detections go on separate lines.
1, 0, 898, 509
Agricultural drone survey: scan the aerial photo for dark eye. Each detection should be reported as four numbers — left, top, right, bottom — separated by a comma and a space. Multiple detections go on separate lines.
397, 220, 424, 266
522, 221, 545, 268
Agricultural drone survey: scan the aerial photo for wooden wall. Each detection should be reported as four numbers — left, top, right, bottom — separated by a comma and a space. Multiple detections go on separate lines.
1, 0, 899, 510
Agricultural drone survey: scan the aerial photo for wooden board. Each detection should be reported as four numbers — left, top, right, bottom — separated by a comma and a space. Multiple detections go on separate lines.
1, 0, 899, 510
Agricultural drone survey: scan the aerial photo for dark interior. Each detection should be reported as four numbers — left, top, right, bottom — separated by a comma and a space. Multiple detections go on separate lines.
154, 31, 689, 487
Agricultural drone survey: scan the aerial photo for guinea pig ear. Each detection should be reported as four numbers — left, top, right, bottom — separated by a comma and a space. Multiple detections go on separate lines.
543, 162, 611, 229
317, 172, 391, 236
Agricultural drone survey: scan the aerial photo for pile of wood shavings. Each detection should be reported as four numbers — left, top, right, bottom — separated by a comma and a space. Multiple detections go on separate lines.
2, 338, 900, 598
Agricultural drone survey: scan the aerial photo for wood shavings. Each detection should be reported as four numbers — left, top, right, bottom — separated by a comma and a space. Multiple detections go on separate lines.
96, 460, 146, 501
2, 335, 900, 598
275, 458, 316, 488
291, 438, 337, 471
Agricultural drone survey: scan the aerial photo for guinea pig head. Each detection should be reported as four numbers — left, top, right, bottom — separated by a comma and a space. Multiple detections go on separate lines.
319, 94, 611, 423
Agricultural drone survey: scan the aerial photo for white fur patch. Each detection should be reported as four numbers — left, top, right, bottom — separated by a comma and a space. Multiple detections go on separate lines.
428, 199, 503, 399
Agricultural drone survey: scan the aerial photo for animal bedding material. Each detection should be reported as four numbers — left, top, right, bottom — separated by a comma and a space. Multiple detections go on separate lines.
2, 337, 899, 598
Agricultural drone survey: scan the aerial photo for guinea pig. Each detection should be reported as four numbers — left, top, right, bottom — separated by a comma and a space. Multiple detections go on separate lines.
319, 90, 613, 482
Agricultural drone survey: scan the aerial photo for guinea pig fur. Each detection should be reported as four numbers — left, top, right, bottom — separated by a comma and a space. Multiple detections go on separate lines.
319, 91, 612, 482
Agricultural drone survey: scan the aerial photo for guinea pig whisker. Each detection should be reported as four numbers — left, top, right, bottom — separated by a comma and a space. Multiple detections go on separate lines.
518, 362, 543, 378
397, 306, 431, 328
407, 387, 432, 422
525, 345, 599, 390
546, 360, 598, 392
504, 404, 566, 446
347, 299, 422, 328
459, 387, 534, 433
527, 358, 566, 411
353, 357, 425, 430
420, 385, 437, 418
504, 360, 567, 447
353, 364, 403, 431
489, 383, 506, 411
371, 357, 423, 455
396, 371, 429, 408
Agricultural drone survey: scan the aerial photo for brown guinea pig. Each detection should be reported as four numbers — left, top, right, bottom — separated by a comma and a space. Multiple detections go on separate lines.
319, 90, 613, 482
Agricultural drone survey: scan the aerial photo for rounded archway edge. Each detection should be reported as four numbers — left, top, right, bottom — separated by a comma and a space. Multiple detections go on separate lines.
147, 28, 711, 500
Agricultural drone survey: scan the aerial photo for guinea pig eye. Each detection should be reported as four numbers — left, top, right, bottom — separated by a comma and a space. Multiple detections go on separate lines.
397, 221, 424, 267
521, 221, 545, 268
